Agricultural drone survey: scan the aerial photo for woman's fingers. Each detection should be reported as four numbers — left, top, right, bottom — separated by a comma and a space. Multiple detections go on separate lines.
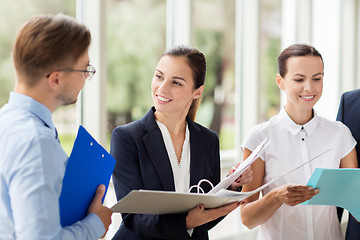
186, 202, 241, 228
277, 184, 319, 206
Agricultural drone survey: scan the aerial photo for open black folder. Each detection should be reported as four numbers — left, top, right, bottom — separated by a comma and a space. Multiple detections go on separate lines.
59, 126, 116, 226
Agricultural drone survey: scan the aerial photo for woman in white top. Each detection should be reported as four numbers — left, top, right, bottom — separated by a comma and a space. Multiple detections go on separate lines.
240, 43, 358, 240
111, 45, 252, 240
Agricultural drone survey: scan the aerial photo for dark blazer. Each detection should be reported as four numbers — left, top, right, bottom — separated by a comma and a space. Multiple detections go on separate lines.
110, 107, 222, 240
337, 89, 360, 240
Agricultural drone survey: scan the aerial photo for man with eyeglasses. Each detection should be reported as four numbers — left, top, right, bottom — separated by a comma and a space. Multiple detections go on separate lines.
0, 14, 112, 239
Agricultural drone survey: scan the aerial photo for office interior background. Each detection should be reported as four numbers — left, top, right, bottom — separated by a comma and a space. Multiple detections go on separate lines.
1, 0, 359, 239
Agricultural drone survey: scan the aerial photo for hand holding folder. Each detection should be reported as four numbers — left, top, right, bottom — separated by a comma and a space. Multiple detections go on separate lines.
59, 126, 116, 227
303, 168, 360, 221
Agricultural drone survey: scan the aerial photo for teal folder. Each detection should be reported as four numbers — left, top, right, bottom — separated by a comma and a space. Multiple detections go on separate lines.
303, 168, 360, 220
59, 126, 116, 227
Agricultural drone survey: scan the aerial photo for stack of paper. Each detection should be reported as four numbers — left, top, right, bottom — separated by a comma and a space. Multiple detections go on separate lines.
207, 138, 270, 194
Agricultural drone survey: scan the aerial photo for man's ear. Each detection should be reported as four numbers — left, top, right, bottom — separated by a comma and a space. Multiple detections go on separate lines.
276, 73, 285, 90
193, 85, 204, 99
46, 71, 61, 91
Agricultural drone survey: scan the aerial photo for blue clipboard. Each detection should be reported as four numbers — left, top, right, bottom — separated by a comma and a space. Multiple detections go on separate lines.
303, 168, 360, 220
59, 126, 116, 227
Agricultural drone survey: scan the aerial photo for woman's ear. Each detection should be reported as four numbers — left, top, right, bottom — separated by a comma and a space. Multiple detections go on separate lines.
276, 73, 285, 90
193, 85, 204, 99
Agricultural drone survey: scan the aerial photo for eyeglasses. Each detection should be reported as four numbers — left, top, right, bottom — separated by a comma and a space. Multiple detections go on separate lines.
46, 64, 96, 81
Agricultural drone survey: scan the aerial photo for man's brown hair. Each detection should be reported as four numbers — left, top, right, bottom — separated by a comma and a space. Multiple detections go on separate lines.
12, 13, 91, 86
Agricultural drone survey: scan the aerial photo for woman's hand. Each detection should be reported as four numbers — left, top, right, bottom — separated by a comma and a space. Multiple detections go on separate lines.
273, 184, 319, 206
186, 202, 241, 229
228, 166, 253, 191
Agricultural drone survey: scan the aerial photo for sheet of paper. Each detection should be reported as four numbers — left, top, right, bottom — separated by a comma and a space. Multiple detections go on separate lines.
302, 168, 360, 221
215, 149, 331, 199
59, 126, 116, 227
208, 138, 270, 195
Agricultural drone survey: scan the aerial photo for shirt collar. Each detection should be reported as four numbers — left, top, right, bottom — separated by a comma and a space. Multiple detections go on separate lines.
8, 91, 55, 132
279, 107, 319, 137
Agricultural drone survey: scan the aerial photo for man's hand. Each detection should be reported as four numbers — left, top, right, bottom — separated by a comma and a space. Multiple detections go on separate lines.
87, 185, 113, 238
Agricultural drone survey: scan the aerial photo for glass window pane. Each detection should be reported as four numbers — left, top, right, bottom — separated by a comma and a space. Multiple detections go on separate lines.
191, 0, 236, 150
258, 0, 281, 122
0, 0, 76, 154
106, 0, 166, 138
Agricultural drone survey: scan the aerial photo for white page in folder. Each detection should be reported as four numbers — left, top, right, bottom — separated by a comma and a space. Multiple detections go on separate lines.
214, 148, 332, 198
207, 138, 270, 195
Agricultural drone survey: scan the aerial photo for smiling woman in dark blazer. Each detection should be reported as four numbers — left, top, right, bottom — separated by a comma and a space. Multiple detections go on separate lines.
110, 45, 252, 240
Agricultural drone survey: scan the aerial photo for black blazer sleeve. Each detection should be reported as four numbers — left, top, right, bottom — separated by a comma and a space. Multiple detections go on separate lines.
336, 92, 345, 122
336, 90, 360, 160
111, 126, 190, 240
205, 135, 223, 230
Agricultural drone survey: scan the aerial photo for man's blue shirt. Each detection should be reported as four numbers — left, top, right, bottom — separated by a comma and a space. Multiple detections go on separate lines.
0, 92, 104, 240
